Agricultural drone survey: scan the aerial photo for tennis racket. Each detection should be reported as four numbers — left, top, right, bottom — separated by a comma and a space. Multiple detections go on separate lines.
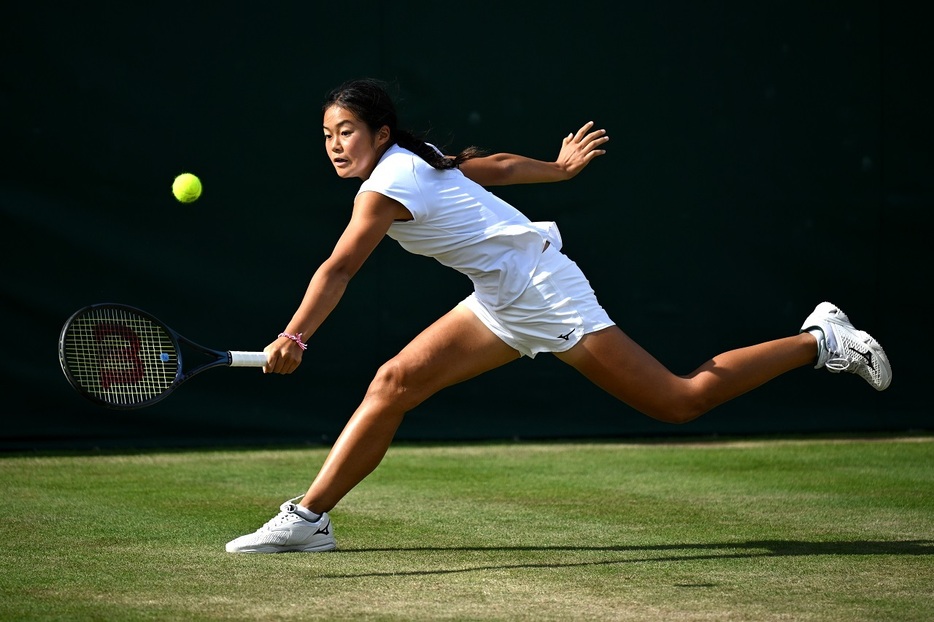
58, 303, 267, 409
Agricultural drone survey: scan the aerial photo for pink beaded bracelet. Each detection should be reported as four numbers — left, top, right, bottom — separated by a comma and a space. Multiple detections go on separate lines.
278, 332, 307, 351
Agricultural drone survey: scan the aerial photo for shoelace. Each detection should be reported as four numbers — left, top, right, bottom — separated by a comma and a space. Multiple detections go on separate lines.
261, 509, 298, 530
260, 497, 305, 530
252, 495, 308, 532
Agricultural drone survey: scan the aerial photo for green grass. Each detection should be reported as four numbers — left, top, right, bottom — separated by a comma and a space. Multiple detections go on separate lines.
1, 435, 932, 621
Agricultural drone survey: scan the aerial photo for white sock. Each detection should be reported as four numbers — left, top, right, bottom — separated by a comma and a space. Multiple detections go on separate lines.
292, 504, 322, 522
807, 327, 827, 368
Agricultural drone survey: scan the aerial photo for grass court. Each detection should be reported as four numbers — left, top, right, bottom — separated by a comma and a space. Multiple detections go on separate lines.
1, 434, 932, 621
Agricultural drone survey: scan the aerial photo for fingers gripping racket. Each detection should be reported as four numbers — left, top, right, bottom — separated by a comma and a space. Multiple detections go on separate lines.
58, 303, 267, 409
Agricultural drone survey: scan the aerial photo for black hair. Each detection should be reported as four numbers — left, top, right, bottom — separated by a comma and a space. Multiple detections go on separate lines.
322, 78, 486, 169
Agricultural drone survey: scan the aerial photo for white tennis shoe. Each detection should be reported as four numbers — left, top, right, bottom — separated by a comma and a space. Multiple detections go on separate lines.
225, 497, 336, 553
800, 301, 892, 391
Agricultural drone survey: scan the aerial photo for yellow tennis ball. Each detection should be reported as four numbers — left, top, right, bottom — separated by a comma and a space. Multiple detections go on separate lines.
172, 173, 202, 203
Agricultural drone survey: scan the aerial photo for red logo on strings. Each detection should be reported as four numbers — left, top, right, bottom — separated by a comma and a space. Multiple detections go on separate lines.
95, 323, 145, 389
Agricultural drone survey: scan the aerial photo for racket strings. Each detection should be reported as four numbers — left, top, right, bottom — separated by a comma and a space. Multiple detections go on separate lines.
62, 307, 178, 406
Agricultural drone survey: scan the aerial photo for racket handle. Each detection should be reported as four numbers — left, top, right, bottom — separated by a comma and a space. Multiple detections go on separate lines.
228, 351, 268, 368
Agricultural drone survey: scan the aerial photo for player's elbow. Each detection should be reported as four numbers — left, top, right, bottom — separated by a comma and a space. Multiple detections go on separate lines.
308, 261, 354, 303
460, 154, 513, 186
483, 158, 517, 186
319, 257, 358, 285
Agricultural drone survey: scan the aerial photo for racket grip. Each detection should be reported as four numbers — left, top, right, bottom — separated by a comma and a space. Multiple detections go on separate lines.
228, 351, 268, 368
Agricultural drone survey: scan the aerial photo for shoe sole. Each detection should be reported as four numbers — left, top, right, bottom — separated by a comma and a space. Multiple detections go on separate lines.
226, 541, 337, 553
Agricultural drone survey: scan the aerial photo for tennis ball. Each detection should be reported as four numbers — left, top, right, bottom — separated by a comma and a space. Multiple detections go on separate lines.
172, 173, 202, 203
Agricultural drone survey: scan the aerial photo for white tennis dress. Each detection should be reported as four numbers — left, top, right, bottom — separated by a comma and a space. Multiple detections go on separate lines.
358, 144, 614, 357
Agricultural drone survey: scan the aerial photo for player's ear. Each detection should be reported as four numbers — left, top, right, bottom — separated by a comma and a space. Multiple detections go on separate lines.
375, 125, 391, 148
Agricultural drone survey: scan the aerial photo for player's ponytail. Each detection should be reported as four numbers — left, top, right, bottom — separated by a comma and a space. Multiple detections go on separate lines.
393, 130, 488, 169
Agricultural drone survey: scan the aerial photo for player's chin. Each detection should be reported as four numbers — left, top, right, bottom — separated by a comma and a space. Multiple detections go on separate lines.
332, 163, 353, 178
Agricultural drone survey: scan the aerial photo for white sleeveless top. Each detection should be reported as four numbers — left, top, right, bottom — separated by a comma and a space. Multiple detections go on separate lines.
358, 144, 562, 310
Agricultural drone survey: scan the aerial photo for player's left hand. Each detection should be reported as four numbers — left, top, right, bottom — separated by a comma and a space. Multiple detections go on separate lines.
556, 121, 608, 178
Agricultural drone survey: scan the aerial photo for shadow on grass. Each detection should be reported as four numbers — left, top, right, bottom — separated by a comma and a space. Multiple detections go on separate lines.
319, 540, 934, 579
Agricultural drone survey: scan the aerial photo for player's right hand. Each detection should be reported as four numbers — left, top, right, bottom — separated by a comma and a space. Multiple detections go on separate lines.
263, 336, 304, 374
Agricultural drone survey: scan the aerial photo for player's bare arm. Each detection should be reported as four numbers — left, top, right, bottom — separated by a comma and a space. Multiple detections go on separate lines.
264, 192, 407, 374
459, 121, 608, 186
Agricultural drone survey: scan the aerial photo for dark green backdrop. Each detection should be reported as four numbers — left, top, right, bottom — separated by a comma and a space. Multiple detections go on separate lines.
2, 2, 930, 450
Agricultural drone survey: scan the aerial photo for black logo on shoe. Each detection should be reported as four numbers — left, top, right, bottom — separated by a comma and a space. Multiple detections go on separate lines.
314, 520, 331, 536
849, 346, 874, 368
557, 329, 575, 341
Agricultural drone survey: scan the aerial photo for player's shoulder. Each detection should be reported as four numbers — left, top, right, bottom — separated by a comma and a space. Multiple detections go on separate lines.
375, 144, 418, 173
362, 147, 419, 194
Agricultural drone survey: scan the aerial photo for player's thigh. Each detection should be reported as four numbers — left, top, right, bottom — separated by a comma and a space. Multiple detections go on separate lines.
378, 304, 521, 399
554, 325, 686, 416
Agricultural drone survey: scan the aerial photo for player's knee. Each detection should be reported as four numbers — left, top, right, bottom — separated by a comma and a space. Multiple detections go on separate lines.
367, 360, 405, 398
366, 358, 424, 411
646, 393, 711, 425
661, 405, 705, 425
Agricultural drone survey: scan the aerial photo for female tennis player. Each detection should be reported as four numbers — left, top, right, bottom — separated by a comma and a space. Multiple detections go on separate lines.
225, 78, 891, 553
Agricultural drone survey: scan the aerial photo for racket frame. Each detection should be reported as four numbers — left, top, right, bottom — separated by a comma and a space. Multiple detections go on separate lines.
58, 303, 265, 409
